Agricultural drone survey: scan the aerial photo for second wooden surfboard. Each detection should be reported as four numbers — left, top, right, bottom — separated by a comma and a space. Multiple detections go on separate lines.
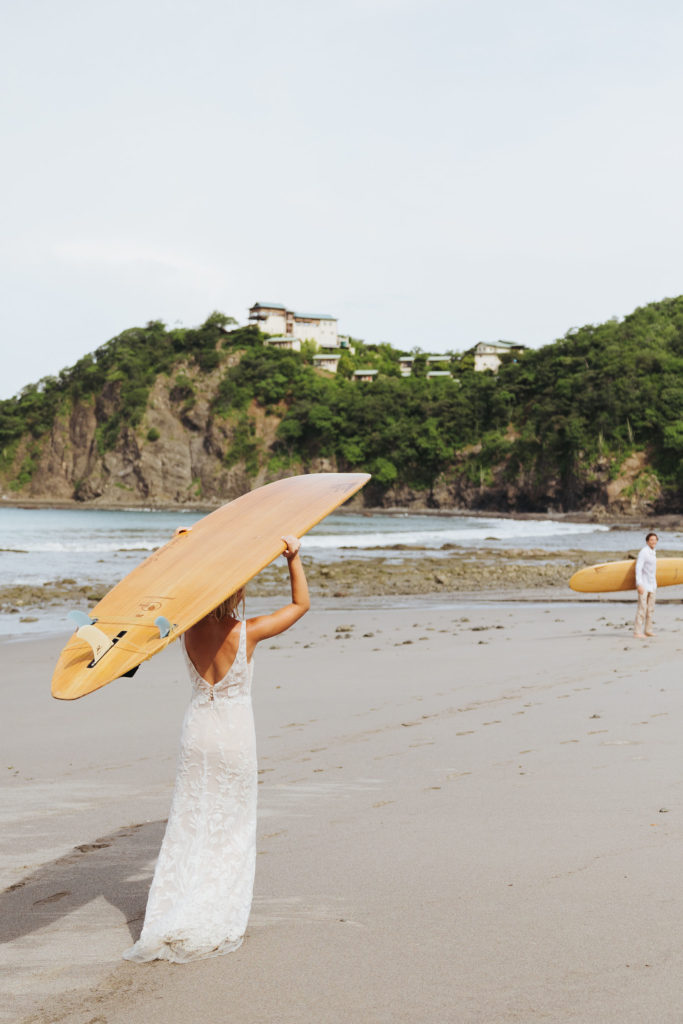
569, 557, 683, 593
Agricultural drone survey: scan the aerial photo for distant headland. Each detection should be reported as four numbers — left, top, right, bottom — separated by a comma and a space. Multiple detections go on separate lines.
1, 298, 681, 515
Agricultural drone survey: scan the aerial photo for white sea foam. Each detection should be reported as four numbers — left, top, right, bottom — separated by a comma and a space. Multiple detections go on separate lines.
8, 541, 161, 553
305, 519, 610, 549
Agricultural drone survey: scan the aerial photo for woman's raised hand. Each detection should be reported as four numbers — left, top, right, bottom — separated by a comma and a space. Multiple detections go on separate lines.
281, 534, 301, 560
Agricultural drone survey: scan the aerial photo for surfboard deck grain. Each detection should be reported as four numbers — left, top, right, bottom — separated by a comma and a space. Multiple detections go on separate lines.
52, 473, 370, 700
569, 557, 683, 593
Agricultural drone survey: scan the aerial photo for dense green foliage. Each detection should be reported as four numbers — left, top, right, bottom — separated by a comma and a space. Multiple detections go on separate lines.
1, 297, 682, 509
494, 296, 683, 503
0, 314, 249, 456
273, 373, 506, 497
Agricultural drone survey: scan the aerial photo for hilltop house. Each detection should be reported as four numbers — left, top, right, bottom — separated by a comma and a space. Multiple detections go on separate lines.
249, 302, 339, 348
398, 355, 453, 377
262, 335, 301, 352
473, 340, 525, 373
313, 353, 341, 374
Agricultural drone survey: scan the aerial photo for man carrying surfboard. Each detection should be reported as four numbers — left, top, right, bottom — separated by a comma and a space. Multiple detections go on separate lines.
634, 532, 658, 639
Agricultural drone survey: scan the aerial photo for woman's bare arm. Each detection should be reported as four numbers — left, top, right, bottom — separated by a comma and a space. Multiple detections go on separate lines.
246, 535, 310, 652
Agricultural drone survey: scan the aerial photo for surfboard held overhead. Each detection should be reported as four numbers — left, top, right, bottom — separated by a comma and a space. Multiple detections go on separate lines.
51, 472, 371, 700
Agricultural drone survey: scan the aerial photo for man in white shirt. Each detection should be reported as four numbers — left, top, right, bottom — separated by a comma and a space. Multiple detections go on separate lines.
634, 532, 658, 639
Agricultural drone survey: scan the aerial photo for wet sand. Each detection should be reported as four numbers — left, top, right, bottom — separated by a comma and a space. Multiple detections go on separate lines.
3, 599, 683, 1024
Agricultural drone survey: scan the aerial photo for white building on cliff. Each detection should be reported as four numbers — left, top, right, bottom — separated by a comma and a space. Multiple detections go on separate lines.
473, 340, 525, 373
249, 302, 339, 348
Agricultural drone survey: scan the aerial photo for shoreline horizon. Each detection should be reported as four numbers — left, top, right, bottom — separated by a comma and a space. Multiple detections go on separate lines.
2, 493, 681, 529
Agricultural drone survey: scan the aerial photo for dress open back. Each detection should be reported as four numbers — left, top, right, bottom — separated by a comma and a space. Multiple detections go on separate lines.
123, 621, 257, 963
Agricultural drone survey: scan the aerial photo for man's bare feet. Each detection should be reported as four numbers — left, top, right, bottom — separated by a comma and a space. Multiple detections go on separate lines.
633, 633, 645, 639
644, 632, 657, 637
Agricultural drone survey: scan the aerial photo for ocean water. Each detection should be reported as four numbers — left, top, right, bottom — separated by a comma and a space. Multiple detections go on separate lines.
2, 505, 681, 642
2, 506, 679, 596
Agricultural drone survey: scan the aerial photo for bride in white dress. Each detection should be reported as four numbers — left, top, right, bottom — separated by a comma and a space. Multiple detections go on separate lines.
123, 534, 309, 964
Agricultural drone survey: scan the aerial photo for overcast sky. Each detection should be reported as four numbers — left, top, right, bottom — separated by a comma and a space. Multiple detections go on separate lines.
2, 0, 683, 399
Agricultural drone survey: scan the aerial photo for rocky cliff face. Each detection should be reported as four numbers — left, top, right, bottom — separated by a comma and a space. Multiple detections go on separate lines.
376, 447, 664, 516
1, 361, 293, 507
0, 363, 667, 516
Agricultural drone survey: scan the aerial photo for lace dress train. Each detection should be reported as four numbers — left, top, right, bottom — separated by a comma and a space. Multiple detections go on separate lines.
123, 621, 257, 963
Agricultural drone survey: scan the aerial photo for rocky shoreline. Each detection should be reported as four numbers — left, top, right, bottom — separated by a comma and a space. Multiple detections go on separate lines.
3, 546, 682, 618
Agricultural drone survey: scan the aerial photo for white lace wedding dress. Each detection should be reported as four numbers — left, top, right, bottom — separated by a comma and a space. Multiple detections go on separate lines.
123, 621, 257, 963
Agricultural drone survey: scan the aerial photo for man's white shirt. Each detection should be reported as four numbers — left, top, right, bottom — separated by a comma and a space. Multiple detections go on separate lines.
635, 545, 657, 592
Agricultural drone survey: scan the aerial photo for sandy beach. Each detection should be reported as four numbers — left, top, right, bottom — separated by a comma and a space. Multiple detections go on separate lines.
3, 593, 683, 1023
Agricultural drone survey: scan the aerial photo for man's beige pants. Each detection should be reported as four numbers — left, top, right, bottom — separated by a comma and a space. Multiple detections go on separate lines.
634, 589, 656, 635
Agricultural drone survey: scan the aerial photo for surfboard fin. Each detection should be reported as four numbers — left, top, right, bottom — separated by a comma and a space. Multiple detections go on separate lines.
155, 615, 171, 639
68, 610, 99, 627
75, 624, 114, 665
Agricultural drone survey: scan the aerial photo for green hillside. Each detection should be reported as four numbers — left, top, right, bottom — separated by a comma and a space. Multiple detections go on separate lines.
1, 298, 681, 511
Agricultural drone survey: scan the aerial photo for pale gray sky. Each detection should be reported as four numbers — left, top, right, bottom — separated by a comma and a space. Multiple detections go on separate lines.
2, 0, 683, 398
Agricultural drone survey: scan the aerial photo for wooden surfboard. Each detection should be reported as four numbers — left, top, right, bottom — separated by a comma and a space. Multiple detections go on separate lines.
569, 557, 683, 593
52, 472, 370, 700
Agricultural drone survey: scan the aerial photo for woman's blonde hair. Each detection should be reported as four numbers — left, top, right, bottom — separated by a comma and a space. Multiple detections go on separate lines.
211, 587, 246, 621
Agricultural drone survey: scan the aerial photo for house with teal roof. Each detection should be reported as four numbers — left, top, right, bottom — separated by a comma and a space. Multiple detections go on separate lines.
249, 301, 339, 349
